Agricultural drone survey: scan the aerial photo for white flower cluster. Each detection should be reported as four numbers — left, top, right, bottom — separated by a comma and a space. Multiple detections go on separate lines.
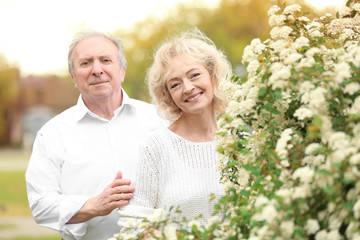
215, 2, 360, 240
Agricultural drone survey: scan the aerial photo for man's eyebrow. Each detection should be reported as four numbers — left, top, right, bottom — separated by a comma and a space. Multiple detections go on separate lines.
78, 57, 92, 62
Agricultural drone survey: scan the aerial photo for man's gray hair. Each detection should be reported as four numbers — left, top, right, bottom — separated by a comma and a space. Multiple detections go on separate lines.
68, 31, 127, 76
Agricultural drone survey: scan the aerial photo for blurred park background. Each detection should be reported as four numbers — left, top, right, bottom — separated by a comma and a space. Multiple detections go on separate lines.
0, 0, 343, 239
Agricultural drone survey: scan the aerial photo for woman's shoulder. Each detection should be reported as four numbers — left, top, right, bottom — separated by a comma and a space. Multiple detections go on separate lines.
141, 128, 172, 149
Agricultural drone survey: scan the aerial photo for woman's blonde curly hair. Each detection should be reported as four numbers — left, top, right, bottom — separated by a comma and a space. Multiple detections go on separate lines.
147, 28, 232, 121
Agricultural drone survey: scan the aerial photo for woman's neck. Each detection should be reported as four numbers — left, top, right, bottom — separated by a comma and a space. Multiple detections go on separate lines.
168, 110, 217, 142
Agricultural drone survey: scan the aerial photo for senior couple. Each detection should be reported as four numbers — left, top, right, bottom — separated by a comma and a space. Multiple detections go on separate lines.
25, 28, 232, 239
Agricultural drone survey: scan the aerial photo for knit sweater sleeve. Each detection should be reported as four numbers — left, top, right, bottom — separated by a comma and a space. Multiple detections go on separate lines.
117, 136, 161, 226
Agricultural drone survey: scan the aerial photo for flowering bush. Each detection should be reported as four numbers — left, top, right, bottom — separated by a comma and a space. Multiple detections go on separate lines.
111, 1, 360, 239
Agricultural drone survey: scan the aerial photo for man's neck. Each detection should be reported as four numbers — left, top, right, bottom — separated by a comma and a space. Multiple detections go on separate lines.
83, 92, 123, 120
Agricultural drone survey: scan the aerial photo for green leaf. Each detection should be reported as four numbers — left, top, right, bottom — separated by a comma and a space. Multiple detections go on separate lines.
239, 189, 251, 197
259, 88, 267, 97
316, 169, 331, 176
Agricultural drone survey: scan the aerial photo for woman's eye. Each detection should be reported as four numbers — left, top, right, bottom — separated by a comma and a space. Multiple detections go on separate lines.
170, 83, 180, 89
191, 73, 201, 78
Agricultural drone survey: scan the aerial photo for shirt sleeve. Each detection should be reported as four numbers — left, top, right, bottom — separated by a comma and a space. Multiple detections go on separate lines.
25, 130, 89, 239
117, 141, 160, 227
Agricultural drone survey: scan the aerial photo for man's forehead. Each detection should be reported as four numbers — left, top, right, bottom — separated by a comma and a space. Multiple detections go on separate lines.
73, 36, 118, 58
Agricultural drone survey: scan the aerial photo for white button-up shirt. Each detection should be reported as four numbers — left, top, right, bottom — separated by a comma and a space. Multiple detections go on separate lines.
25, 91, 167, 240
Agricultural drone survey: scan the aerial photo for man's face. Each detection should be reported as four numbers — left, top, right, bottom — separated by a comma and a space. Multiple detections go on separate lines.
71, 36, 125, 104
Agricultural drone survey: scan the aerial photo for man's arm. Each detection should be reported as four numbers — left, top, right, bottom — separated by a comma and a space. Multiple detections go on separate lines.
67, 171, 134, 224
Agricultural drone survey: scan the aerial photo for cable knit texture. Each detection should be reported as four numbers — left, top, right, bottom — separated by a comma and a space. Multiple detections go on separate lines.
118, 128, 224, 226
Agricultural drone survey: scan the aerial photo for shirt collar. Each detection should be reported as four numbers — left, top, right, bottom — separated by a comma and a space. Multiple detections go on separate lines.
73, 89, 136, 122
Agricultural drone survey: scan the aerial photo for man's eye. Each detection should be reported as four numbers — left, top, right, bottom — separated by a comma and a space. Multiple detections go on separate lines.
80, 61, 89, 66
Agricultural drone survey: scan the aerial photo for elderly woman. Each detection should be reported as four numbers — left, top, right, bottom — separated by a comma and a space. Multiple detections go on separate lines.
117, 28, 232, 229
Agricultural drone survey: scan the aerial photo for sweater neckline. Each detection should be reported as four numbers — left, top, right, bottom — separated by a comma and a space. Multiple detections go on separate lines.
165, 128, 217, 145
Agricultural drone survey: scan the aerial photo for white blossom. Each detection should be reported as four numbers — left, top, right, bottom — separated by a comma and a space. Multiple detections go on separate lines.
334, 62, 352, 83
242, 45, 256, 63
353, 3, 360, 12
164, 225, 177, 240
354, 199, 360, 219
305, 143, 321, 155
188, 220, 201, 228
269, 40, 287, 54
206, 216, 220, 229
295, 57, 315, 70
268, 5, 281, 16
284, 53, 302, 65
339, 28, 355, 40
252, 204, 277, 223
344, 82, 360, 95
293, 184, 311, 199
298, 16, 310, 22
280, 220, 294, 238
315, 230, 328, 240
247, 60, 260, 77
237, 168, 250, 187
339, 6, 352, 17
275, 188, 292, 205
293, 166, 315, 184
270, 26, 293, 39
254, 195, 270, 208
276, 128, 293, 159
294, 36, 310, 48
294, 107, 313, 120
305, 219, 320, 235
327, 230, 342, 240
350, 153, 360, 165
269, 14, 286, 27
305, 47, 322, 57
147, 208, 164, 222
283, 4, 301, 15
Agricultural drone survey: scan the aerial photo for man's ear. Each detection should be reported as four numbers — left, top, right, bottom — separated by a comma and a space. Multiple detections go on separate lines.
71, 75, 78, 88
120, 68, 126, 84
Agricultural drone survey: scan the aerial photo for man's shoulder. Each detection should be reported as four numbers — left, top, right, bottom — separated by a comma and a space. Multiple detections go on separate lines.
128, 98, 168, 122
129, 98, 156, 111
38, 105, 79, 131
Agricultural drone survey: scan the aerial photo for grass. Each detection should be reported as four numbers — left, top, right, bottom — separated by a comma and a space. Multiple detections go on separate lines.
0, 223, 16, 229
0, 150, 60, 239
0, 149, 30, 216
0, 171, 30, 216
7, 237, 60, 240
0, 150, 30, 162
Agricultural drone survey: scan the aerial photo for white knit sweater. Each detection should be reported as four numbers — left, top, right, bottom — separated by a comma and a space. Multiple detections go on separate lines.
118, 128, 224, 226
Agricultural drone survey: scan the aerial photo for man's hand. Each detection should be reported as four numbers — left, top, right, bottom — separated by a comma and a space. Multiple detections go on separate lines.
67, 171, 134, 224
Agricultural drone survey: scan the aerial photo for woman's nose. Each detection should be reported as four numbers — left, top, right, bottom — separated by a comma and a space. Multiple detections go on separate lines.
183, 79, 195, 93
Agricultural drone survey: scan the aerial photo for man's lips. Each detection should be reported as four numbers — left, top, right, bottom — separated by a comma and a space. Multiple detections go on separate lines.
185, 92, 202, 102
90, 80, 108, 86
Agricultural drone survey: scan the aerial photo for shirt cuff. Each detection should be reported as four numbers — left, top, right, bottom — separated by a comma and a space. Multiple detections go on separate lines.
118, 205, 155, 219
59, 195, 89, 239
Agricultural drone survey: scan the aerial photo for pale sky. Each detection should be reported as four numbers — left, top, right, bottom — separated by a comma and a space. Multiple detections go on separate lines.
0, 0, 345, 76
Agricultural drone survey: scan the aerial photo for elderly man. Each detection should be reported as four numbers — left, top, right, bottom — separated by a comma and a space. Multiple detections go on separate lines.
25, 31, 166, 239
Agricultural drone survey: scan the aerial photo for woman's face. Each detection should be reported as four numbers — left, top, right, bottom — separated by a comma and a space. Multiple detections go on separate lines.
166, 54, 214, 116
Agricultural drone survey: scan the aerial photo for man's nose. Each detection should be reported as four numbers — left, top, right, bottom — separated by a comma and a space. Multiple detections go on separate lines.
92, 61, 103, 76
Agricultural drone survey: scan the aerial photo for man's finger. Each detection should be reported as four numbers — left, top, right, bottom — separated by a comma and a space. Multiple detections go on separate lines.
112, 185, 135, 194
111, 193, 133, 202
114, 171, 122, 180
110, 179, 132, 188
